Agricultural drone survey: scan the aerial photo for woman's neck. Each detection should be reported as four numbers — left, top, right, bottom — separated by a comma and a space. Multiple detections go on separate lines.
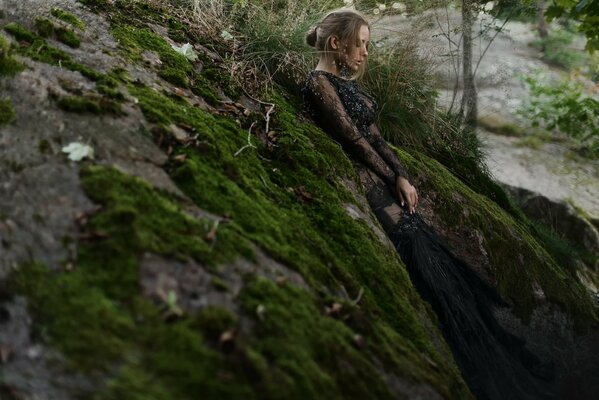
315, 57, 340, 76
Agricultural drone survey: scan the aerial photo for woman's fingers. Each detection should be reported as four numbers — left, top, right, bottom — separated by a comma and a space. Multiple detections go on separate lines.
409, 187, 418, 214
398, 188, 406, 207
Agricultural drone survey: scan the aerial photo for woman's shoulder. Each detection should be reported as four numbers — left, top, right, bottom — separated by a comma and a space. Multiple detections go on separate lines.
303, 70, 353, 93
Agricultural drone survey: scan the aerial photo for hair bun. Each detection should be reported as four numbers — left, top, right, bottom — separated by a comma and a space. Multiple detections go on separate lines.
305, 26, 318, 47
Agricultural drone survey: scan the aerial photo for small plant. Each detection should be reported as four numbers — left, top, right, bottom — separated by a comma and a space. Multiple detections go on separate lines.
0, 98, 16, 125
518, 72, 599, 157
532, 29, 587, 70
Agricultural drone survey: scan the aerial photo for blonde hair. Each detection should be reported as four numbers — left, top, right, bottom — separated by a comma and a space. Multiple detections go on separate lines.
305, 9, 369, 79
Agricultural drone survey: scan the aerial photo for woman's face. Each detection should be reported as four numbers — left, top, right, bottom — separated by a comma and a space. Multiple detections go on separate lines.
341, 24, 370, 72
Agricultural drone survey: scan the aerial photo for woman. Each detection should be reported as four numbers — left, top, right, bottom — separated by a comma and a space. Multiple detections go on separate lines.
301, 9, 554, 400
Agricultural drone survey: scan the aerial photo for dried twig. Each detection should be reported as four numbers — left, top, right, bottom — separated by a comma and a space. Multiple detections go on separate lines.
234, 121, 257, 156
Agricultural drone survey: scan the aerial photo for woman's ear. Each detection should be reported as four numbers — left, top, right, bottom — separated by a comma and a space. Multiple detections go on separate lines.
329, 35, 339, 50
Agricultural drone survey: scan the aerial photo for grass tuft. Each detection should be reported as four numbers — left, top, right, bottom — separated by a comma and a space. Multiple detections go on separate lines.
0, 98, 16, 125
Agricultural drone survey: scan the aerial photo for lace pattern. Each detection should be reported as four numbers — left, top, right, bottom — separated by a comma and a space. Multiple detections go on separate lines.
301, 70, 411, 186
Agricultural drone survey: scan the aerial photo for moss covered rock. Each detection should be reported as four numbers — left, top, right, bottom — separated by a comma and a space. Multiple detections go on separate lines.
0, 1, 597, 399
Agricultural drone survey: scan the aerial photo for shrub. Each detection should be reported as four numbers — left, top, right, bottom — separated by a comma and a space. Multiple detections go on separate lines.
518, 72, 599, 157
532, 29, 587, 70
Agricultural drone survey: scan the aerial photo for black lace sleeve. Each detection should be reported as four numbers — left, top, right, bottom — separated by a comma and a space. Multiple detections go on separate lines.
367, 123, 411, 183
302, 72, 397, 187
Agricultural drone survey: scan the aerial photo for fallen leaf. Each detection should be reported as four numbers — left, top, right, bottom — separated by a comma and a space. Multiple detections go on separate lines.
0, 344, 12, 363
204, 220, 219, 242
61, 142, 94, 162
173, 87, 187, 97
275, 275, 288, 287
171, 42, 198, 62
173, 154, 187, 164
353, 334, 365, 348
325, 302, 342, 316
221, 30, 234, 41
295, 186, 313, 203
256, 304, 266, 321
219, 329, 236, 352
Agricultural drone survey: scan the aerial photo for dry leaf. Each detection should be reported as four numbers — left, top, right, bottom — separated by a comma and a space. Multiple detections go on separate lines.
325, 302, 343, 316
0, 344, 12, 363
295, 186, 313, 203
219, 329, 236, 352
353, 334, 365, 348
61, 142, 94, 161
171, 43, 198, 62
256, 304, 266, 321
275, 275, 288, 287
173, 154, 187, 164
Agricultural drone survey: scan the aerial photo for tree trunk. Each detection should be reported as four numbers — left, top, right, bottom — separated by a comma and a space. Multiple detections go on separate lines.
537, 0, 549, 50
460, 0, 477, 132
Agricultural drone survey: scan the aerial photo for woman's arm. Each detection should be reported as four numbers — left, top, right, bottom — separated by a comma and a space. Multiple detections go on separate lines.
304, 73, 397, 187
366, 124, 418, 213
367, 123, 411, 184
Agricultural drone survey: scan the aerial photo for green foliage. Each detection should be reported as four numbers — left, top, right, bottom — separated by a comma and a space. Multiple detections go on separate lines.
518, 73, 599, 157
546, 0, 599, 52
50, 7, 86, 30
532, 29, 588, 70
0, 98, 16, 125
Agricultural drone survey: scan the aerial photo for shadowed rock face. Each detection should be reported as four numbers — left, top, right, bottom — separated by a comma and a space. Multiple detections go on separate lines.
0, 1, 597, 399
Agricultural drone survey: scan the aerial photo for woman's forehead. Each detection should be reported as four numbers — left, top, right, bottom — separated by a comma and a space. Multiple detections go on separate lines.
358, 25, 370, 40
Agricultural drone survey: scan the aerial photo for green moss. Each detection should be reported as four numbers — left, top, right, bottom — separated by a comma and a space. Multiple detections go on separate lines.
3, 22, 37, 42
238, 276, 393, 399
38, 139, 52, 154
395, 148, 598, 328
126, 81, 470, 397
34, 17, 55, 38
57, 95, 101, 113
191, 75, 220, 105
96, 84, 125, 101
192, 306, 237, 342
55, 26, 81, 48
56, 95, 122, 115
211, 276, 230, 292
166, 16, 189, 43
0, 98, 15, 125
51, 7, 86, 30
0, 35, 24, 76
4, 165, 267, 398
204, 67, 241, 100
112, 25, 192, 88
4, 23, 105, 82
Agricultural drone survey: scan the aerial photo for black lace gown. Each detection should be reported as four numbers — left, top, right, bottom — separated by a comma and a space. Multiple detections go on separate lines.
302, 69, 554, 400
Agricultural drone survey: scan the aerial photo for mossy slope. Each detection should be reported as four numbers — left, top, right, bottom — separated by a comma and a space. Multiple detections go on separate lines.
2, 0, 597, 399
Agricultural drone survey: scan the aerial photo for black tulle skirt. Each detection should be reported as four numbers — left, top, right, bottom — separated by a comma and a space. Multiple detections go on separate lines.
388, 210, 555, 400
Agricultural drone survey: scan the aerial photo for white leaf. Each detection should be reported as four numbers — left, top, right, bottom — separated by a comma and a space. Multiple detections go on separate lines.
171, 43, 198, 62
221, 30, 234, 41
61, 142, 94, 162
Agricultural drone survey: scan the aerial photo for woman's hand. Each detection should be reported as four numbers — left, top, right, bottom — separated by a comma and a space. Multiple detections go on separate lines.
396, 176, 418, 214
